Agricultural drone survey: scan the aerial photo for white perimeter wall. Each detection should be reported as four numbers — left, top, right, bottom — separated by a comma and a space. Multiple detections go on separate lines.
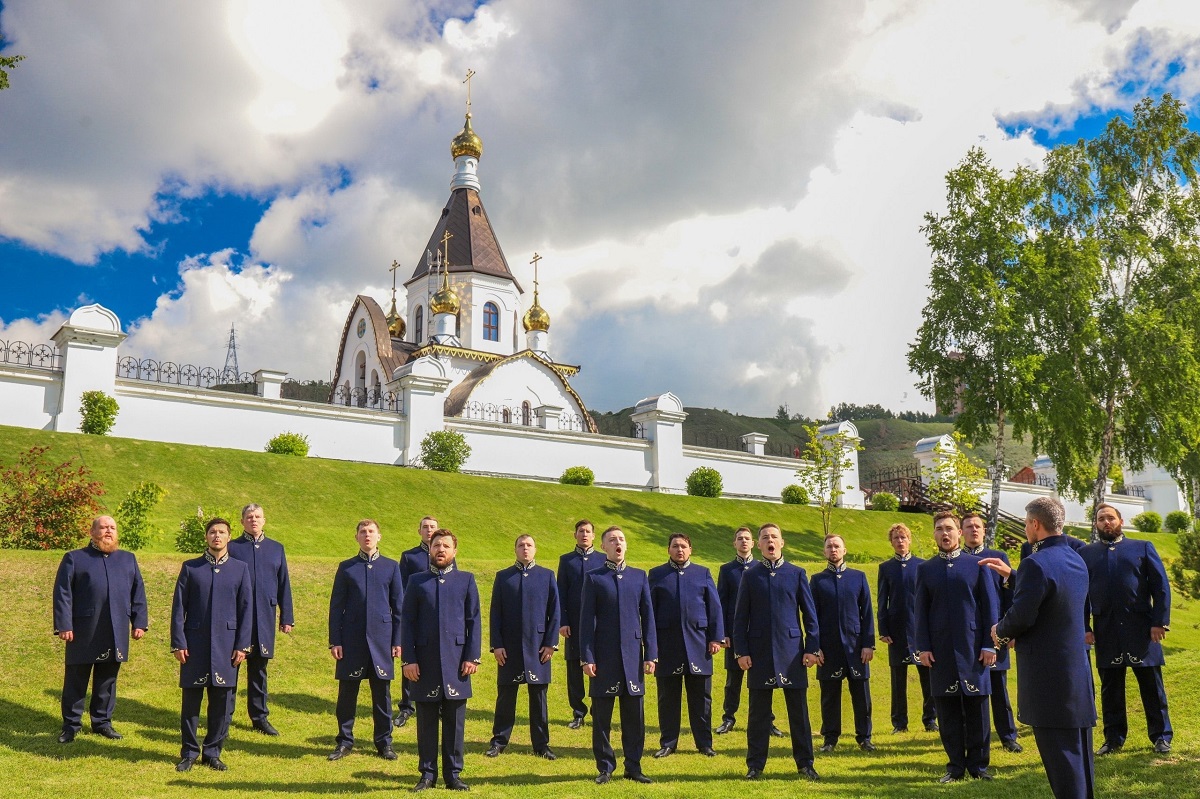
682, 446, 805, 500
975, 480, 1147, 526
0, 365, 61, 431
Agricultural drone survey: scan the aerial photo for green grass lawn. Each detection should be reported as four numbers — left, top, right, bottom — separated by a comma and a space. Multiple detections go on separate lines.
0, 425, 1195, 797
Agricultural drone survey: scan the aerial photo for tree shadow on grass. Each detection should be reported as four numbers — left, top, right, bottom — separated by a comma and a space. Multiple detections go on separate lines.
269, 691, 332, 715
0, 698, 165, 761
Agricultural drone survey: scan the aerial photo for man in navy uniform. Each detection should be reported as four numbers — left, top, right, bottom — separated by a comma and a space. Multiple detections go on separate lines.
170, 517, 253, 772
53, 515, 148, 743
579, 525, 657, 785
1081, 503, 1172, 755
556, 518, 598, 730
914, 511, 998, 783
811, 534, 875, 753
402, 529, 481, 792
486, 534, 560, 760
877, 522, 935, 735
326, 519, 403, 762
962, 511, 1021, 753
983, 497, 1096, 799
395, 514, 438, 727
227, 502, 293, 736
731, 522, 821, 781
648, 532, 723, 758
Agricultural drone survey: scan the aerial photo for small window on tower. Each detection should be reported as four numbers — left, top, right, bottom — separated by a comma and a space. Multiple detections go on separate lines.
483, 302, 499, 342
414, 306, 424, 343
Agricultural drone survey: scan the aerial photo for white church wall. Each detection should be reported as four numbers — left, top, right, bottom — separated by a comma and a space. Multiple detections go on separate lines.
970, 480, 1146, 527
0, 366, 62, 431
456, 358, 582, 418
682, 447, 806, 500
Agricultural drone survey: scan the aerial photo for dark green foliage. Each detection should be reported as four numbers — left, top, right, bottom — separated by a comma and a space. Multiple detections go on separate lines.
781, 484, 809, 505
79, 391, 120, 435
114, 481, 166, 551
420, 430, 471, 472
1170, 528, 1200, 598
0, 446, 104, 550
686, 467, 723, 498
1165, 510, 1192, 534
176, 506, 237, 554
559, 466, 595, 486
870, 491, 899, 512
1133, 511, 1162, 533
265, 431, 310, 456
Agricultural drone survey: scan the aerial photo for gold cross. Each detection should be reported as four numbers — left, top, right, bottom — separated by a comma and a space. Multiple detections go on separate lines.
530, 252, 542, 292
463, 69, 476, 111
440, 230, 453, 270
389, 259, 400, 290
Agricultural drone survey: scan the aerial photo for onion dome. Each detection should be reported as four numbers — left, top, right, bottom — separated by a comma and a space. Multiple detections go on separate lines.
386, 296, 405, 338
430, 283, 461, 315
450, 113, 483, 160
522, 296, 550, 332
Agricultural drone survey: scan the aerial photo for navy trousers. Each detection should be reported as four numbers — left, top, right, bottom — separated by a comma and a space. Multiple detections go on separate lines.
335, 677, 393, 750
397, 675, 414, 716
819, 677, 872, 745
490, 683, 549, 751
1098, 666, 1172, 745
888, 663, 935, 729
416, 698, 467, 784
564, 653, 588, 720
591, 693, 645, 776
721, 655, 744, 723
244, 654, 270, 722
181, 686, 235, 760
1032, 726, 1095, 799
989, 670, 1018, 742
656, 672, 713, 750
933, 695, 990, 777
747, 687, 814, 771
61, 661, 120, 733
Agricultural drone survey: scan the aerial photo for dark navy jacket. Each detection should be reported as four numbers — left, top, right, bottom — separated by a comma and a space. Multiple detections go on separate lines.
579, 561, 658, 697
398, 542, 429, 587
1021, 534, 1087, 560
913, 551, 997, 697
328, 552, 403, 681
556, 546, 600, 658
717, 556, 756, 668
490, 562, 560, 685
402, 565, 482, 701
648, 561, 723, 677
731, 559, 820, 691
966, 545, 1013, 670
228, 533, 294, 659
1080, 537, 1171, 668
997, 535, 1096, 728
170, 554, 252, 688
811, 565, 874, 682
876, 554, 922, 667
53, 545, 148, 666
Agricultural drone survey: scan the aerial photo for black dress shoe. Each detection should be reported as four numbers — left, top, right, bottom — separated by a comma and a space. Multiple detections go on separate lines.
859, 741, 877, 752
1097, 742, 1122, 756
624, 773, 653, 784
652, 746, 674, 758
770, 725, 785, 738
176, 757, 197, 772
745, 769, 761, 780
716, 719, 735, 735
594, 772, 612, 784
485, 744, 505, 757
252, 719, 279, 736
201, 755, 228, 771
1155, 739, 1172, 754
58, 730, 77, 744
394, 709, 412, 728
1002, 738, 1023, 753
378, 746, 398, 760
937, 772, 964, 783
924, 722, 940, 732
568, 717, 585, 730
327, 744, 352, 761
817, 742, 836, 753
971, 769, 994, 780
446, 778, 469, 791
534, 748, 557, 760
411, 778, 435, 792
699, 747, 717, 757
891, 726, 908, 734
93, 726, 123, 740
799, 765, 820, 781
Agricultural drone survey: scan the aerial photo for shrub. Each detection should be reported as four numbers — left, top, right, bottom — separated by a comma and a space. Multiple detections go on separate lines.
0, 445, 105, 550
420, 430, 471, 473
560, 466, 595, 486
686, 466, 723, 498
781, 484, 809, 505
114, 481, 165, 551
265, 431, 310, 456
1164, 510, 1191, 534
870, 491, 899, 512
176, 506, 237, 554
1132, 511, 1162, 533
79, 390, 119, 435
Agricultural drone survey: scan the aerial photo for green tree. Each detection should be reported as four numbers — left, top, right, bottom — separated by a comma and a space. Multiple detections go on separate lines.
924, 432, 986, 515
1030, 95, 1200, 520
796, 422, 863, 538
0, 48, 22, 91
909, 147, 1041, 547
114, 481, 166, 551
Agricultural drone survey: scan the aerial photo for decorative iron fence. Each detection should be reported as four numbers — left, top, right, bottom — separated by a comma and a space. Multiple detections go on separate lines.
1, 340, 62, 371
329, 384, 404, 414
863, 462, 922, 489
460, 401, 538, 426
116, 356, 254, 390
1114, 484, 1146, 498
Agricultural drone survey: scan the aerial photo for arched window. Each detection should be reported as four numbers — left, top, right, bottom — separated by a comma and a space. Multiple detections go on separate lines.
522, 401, 532, 426
414, 306, 424, 343
502, 408, 512, 424
483, 302, 499, 342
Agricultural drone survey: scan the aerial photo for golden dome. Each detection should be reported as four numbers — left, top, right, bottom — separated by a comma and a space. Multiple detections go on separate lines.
386, 297, 406, 338
523, 297, 550, 332
430, 284, 461, 315
451, 113, 483, 160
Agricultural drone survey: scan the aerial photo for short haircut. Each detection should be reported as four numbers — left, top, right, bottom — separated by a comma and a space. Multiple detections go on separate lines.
91, 515, 114, 532
514, 533, 535, 545
419, 515, 437, 526
734, 526, 752, 535
241, 503, 263, 518
601, 525, 623, 542
887, 523, 911, 541
758, 522, 781, 535
1094, 503, 1123, 521
824, 534, 845, 547
932, 511, 960, 528
1025, 497, 1065, 534
575, 519, 593, 532
668, 532, 691, 547
357, 518, 379, 533
961, 512, 984, 525
206, 517, 231, 533
431, 529, 458, 548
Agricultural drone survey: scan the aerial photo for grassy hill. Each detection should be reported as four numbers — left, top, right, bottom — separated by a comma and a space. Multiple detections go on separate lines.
0, 425, 1192, 798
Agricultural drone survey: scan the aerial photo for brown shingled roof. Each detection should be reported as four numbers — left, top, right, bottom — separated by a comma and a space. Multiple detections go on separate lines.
406, 188, 523, 292
329, 295, 413, 397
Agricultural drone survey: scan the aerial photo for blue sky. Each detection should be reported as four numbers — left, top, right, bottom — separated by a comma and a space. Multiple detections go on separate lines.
3, 0, 1200, 414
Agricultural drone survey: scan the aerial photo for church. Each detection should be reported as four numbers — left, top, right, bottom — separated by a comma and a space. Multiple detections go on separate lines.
328, 105, 596, 434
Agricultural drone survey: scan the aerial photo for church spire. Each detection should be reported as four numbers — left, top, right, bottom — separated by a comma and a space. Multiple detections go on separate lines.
523, 252, 551, 357
450, 69, 482, 191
